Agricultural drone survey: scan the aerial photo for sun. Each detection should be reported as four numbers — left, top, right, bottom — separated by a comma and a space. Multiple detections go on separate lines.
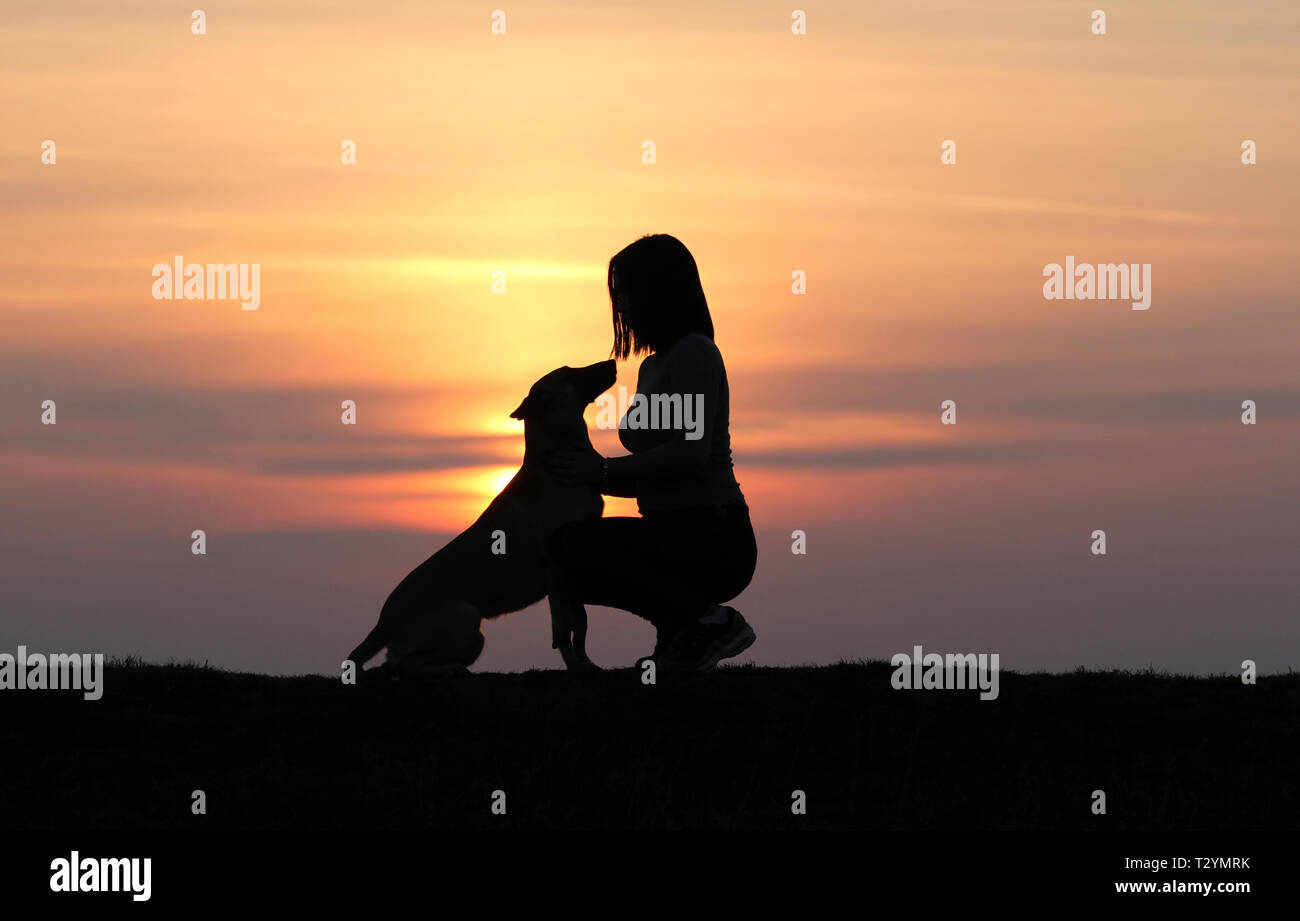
483, 465, 518, 498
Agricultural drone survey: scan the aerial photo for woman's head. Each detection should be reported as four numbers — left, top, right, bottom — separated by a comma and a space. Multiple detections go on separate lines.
608, 234, 714, 359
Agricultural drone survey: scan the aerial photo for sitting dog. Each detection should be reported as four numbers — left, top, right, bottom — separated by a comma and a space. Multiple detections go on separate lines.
346, 359, 616, 678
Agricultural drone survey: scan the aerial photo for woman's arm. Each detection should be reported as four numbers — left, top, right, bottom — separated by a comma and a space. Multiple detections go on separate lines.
598, 462, 641, 497
602, 334, 721, 489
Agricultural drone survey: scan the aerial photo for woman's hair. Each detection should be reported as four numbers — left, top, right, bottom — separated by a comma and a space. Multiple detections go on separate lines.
608, 234, 714, 359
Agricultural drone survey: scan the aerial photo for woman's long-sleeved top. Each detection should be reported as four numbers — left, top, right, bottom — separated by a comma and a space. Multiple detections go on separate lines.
603, 332, 747, 512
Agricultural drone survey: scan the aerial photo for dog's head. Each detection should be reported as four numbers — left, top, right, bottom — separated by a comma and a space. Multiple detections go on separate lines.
510, 359, 616, 424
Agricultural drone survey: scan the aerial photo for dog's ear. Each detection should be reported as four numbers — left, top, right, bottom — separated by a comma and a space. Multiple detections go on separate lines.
509, 395, 533, 420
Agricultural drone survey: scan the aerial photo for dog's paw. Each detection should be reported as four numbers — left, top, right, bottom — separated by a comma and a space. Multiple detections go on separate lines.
358, 662, 397, 682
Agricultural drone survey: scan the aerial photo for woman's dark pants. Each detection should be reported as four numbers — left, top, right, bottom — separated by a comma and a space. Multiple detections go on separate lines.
548, 505, 758, 635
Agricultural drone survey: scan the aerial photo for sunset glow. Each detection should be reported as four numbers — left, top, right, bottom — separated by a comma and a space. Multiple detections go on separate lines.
3, 0, 1298, 675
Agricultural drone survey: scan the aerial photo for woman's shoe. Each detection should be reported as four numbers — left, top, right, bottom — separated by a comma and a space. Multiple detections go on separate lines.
660, 606, 755, 672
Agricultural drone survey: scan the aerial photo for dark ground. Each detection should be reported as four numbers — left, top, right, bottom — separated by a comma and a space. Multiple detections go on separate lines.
3, 661, 1297, 830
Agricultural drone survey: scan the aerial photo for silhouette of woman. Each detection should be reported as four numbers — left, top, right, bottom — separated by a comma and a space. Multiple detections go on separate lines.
545, 234, 757, 671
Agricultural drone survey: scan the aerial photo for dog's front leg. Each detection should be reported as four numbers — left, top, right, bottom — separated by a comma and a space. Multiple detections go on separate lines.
569, 604, 599, 671
550, 597, 599, 672
550, 606, 573, 661
549, 597, 577, 665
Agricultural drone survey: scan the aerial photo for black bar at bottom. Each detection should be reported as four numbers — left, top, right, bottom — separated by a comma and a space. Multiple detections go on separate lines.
2, 830, 1287, 907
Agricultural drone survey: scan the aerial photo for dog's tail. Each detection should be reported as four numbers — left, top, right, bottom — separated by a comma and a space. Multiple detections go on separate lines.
347, 624, 386, 672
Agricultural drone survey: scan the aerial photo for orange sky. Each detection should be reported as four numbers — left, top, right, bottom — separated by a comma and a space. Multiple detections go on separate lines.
2, 0, 1298, 674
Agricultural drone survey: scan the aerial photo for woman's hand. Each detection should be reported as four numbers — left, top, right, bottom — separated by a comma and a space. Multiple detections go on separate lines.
545, 445, 605, 485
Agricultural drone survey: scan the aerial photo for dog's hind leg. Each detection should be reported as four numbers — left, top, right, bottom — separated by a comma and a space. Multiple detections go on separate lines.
396, 631, 483, 680
389, 599, 485, 679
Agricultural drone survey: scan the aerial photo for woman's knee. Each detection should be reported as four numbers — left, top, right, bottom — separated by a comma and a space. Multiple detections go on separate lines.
706, 520, 758, 603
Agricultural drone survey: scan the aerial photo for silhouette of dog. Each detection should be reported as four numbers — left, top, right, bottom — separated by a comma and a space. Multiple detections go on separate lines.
346, 360, 615, 678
